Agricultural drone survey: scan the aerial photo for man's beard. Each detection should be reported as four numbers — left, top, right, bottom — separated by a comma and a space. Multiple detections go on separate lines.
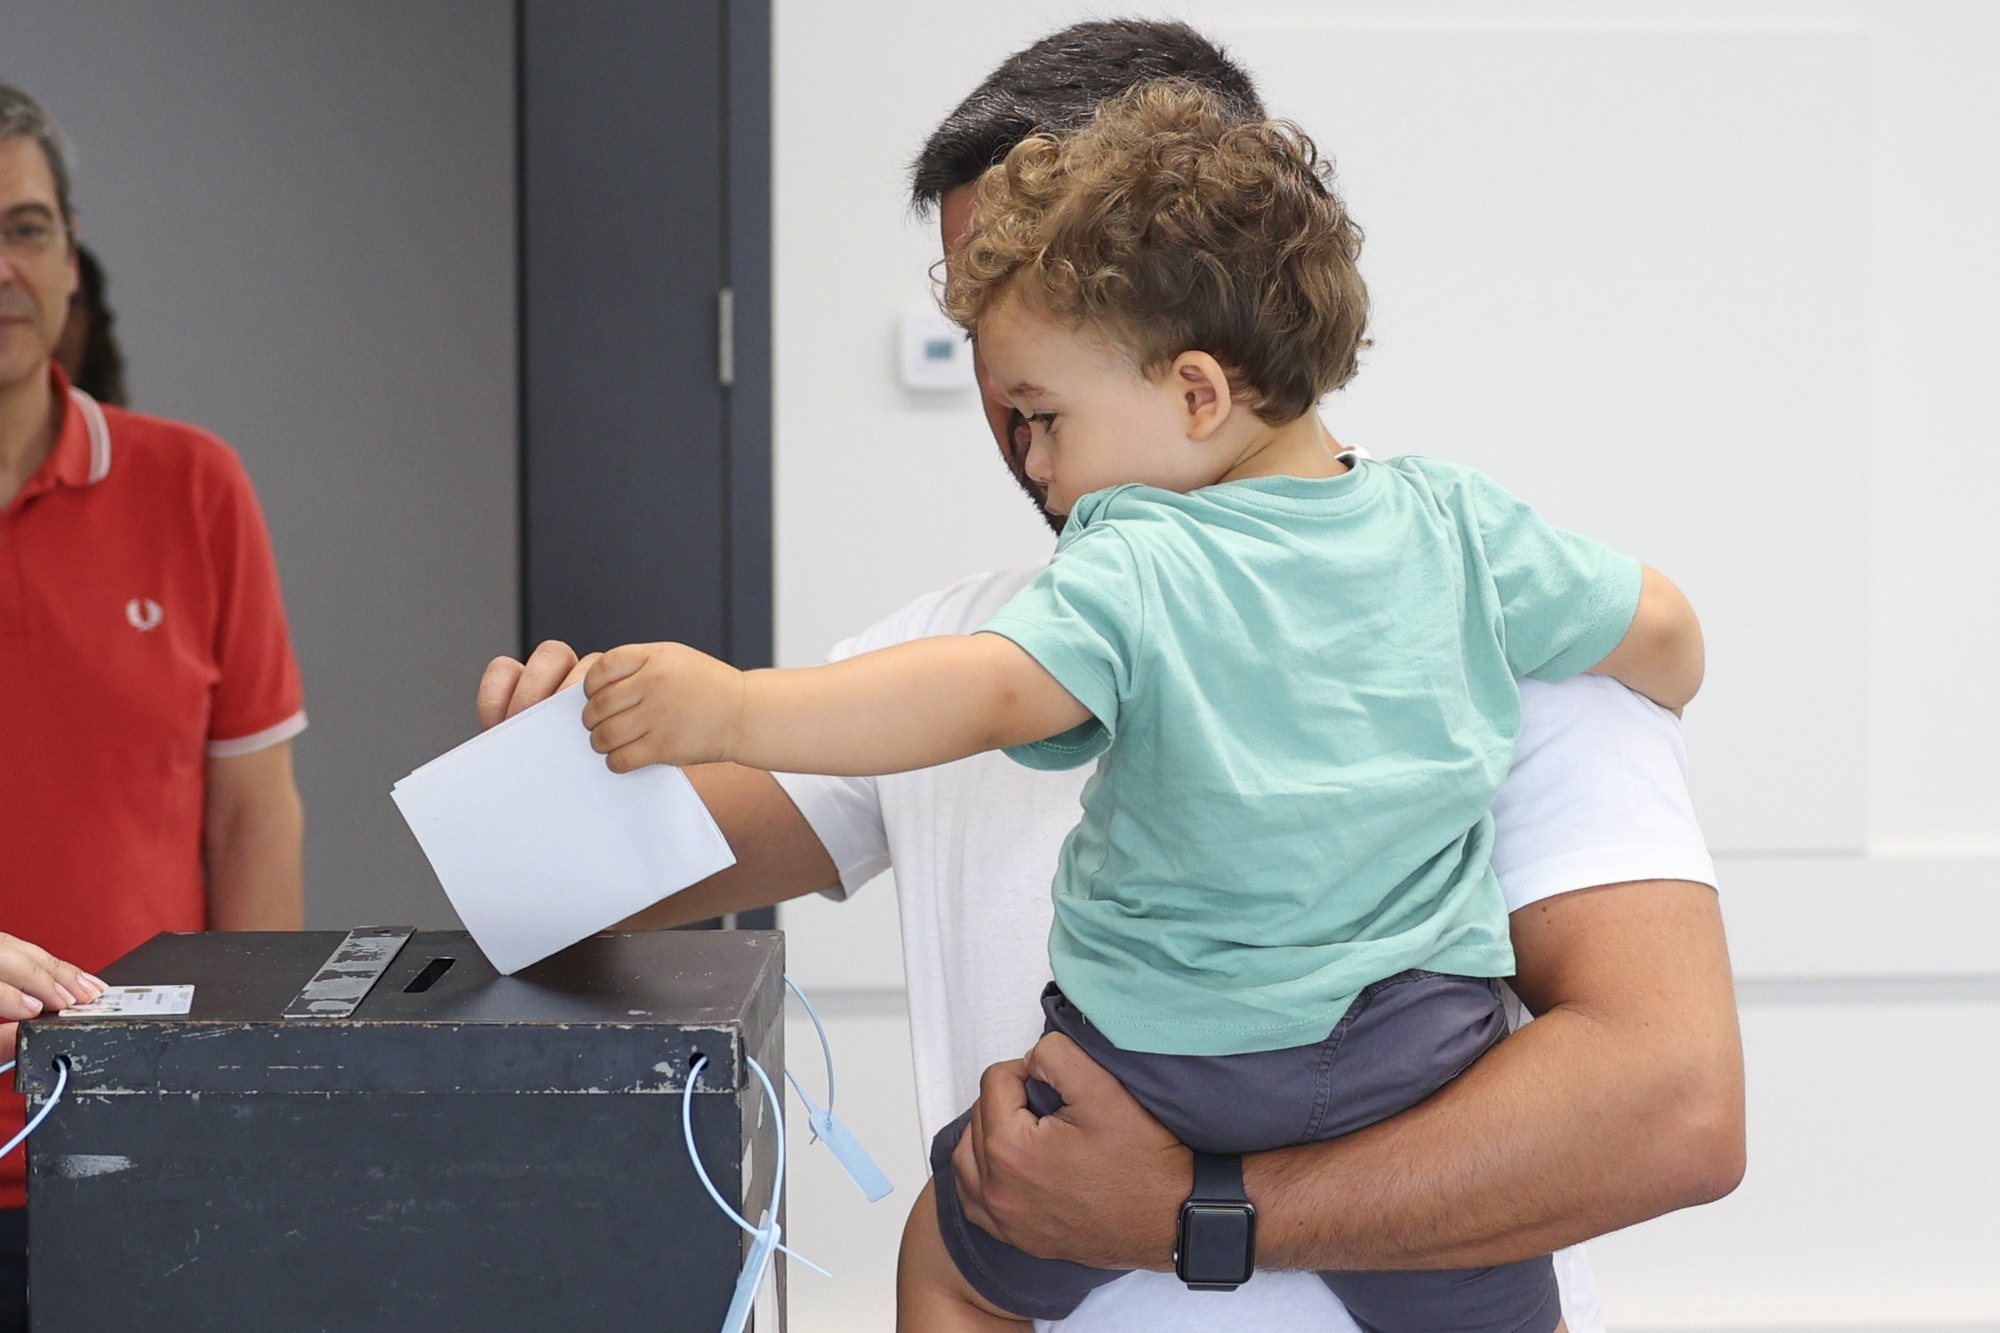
1001, 409, 1065, 536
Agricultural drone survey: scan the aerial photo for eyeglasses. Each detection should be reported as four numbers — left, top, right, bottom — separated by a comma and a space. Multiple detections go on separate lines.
0, 218, 62, 258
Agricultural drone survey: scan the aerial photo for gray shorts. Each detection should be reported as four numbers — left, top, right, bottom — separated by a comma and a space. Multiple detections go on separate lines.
930, 972, 1560, 1331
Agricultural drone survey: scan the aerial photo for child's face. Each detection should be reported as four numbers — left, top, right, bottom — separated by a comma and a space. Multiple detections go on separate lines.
975, 291, 1226, 516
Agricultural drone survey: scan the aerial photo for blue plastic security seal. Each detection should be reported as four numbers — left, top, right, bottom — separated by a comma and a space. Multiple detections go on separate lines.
721, 1207, 782, 1333
682, 1049, 828, 1333
0, 1057, 69, 1160
784, 976, 894, 1203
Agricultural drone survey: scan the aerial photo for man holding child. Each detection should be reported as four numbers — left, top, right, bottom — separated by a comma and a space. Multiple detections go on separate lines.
479, 19, 1742, 1331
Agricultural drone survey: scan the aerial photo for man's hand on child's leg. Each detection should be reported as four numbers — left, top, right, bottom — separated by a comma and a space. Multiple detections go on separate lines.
954, 1034, 1188, 1270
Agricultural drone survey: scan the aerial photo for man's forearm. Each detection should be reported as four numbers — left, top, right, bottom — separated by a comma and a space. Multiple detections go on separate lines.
1249, 997, 1737, 1267
956, 878, 1744, 1272
616, 763, 842, 929
1250, 880, 1744, 1269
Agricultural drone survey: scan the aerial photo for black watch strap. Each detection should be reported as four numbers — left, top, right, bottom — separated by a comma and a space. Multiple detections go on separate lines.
1191, 1149, 1246, 1202
1175, 1151, 1256, 1291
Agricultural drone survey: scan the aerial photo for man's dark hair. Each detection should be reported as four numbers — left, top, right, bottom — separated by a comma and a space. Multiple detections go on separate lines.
0, 84, 77, 231
909, 19, 1264, 214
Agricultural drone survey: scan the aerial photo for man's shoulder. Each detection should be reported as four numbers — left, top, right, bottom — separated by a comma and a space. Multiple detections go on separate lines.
1496, 675, 1715, 910
1515, 673, 1685, 750
1510, 674, 1692, 800
1356, 455, 1495, 533
101, 402, 234, 454
830, 564, 1048, 658
99, 403, 250, 491
1372, 453, 1484, 489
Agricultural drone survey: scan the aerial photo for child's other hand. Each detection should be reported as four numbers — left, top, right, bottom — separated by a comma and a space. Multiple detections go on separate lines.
581, 643, 745, 773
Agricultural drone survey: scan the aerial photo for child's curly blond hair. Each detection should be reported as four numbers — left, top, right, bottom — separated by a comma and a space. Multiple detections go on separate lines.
943, 80, 1370, 424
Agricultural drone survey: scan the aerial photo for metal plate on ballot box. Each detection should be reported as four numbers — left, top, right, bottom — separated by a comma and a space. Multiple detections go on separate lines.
281, 926, 414, 1018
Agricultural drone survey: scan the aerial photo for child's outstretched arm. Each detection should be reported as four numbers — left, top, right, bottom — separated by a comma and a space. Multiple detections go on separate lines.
579, 635, 1091, 777
1586, 566, 1705, 710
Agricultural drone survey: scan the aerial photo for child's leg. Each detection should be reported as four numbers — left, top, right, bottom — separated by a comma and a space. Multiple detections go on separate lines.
896, 1179, 1032, 1332
1041, 974, 1565, 1332
1294, 972, 1561, 1333
916, 1092, 1131, 1324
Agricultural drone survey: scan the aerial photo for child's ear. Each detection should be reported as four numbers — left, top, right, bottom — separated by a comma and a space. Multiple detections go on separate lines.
1170, 352, 1234, 441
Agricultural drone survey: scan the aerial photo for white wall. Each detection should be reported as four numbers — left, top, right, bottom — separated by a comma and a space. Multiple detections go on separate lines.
771, 2, 2000, 1329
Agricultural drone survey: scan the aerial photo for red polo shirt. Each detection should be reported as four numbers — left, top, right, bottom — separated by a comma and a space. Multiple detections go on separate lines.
0, 367, 305, 1207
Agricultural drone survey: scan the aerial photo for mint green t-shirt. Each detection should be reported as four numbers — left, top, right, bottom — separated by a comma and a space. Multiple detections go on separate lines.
977, 456, 1643, 1057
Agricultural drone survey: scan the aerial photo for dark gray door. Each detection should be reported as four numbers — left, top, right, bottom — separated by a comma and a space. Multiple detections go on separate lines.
519, 0, 769, 668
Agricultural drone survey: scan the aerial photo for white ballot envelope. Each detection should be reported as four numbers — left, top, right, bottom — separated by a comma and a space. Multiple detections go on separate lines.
391, 686, 737, 974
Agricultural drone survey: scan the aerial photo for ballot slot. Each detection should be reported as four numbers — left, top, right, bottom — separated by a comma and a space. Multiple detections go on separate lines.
402, 955, 456, 993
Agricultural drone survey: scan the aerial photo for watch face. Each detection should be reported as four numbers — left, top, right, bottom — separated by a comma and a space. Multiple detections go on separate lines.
1177, 1204, 1257, 1288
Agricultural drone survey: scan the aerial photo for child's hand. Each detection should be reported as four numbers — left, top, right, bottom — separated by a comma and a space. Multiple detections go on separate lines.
580, 643, 746, 773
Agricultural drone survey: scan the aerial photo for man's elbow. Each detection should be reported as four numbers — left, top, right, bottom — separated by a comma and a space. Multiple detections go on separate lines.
1660, 1059, 1746, 1206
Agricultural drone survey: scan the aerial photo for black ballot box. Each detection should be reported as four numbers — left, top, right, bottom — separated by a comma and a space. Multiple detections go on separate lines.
15, 928, 786, 1331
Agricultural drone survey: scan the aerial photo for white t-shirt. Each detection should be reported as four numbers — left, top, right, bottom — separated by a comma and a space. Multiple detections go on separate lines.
774, 565, 1717, 1333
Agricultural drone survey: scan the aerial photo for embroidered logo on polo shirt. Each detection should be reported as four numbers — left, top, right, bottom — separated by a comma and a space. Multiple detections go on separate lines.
125, 598, 164, 632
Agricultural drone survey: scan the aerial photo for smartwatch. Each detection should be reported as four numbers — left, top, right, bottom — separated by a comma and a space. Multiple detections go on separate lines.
1174, 1151, 1257, 1290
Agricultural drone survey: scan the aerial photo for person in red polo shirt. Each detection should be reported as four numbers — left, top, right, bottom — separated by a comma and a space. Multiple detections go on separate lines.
0, 87, 306, 1328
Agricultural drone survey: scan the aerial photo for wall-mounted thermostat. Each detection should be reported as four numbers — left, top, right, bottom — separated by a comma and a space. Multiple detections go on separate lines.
899, 306, 977, 392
